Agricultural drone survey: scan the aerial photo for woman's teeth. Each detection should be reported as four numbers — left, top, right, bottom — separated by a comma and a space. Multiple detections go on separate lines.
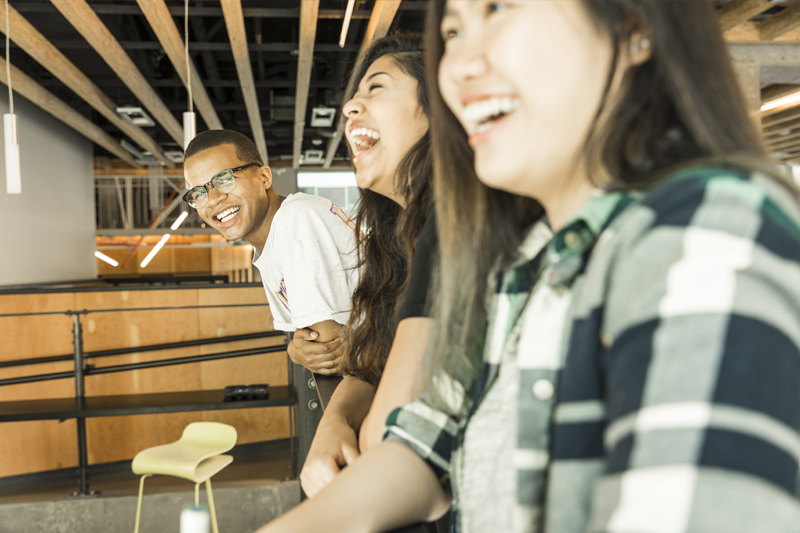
462, 96, 520, 133
350, 127, 381, 154
216, 206, 240, 223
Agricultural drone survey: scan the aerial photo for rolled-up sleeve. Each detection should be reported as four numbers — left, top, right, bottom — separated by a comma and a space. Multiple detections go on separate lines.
385, 397, 461, 492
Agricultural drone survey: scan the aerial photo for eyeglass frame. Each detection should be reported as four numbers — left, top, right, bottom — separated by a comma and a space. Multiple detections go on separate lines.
181, 162, 262, 208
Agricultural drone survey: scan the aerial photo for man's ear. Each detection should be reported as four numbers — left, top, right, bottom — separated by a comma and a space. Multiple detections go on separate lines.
260, 165, 273, 190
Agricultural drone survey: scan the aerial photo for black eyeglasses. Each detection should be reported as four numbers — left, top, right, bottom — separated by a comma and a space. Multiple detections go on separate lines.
182, 163, 261, 208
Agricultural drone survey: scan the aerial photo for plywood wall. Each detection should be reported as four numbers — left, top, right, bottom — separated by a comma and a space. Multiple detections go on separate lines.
0, 286, 288, 477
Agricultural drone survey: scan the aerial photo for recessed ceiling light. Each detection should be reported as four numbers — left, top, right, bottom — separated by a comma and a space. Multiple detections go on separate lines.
117, 106, 156, 127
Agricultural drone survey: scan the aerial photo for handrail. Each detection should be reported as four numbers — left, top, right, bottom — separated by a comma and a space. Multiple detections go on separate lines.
0, 344, 287, 387
0, 302, 269, 319
0, 299, 291, 495
0, 331, 284, 370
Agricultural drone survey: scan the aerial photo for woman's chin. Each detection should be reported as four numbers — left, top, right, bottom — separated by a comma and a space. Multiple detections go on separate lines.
355, 172, 379, 191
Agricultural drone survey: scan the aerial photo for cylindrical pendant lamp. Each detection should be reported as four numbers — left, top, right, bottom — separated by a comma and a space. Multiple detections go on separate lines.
4, 113, 19, 194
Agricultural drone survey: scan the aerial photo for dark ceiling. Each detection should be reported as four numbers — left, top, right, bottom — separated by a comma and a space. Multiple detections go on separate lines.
2, 0, 428, 165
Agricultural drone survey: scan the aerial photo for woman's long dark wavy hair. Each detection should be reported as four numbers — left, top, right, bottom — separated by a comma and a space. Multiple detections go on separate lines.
342, 35, 434, 386
422, 0, 772, 409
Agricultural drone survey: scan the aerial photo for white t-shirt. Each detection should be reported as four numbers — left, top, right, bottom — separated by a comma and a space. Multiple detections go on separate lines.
252, 192, 359, 331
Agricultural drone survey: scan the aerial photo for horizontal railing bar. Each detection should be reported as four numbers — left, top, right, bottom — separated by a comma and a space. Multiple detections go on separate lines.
0, 303, 269, 319
0, 345, 287, 387
0, 331, 285, 369
85, 345, 288, 376
0, 371, 76, 387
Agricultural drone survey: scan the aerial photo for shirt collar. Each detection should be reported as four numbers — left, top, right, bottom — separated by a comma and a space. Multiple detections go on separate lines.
549, 191, 633, 260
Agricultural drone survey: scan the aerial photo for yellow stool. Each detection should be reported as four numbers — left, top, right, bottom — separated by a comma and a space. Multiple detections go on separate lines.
132, 422, 237, 533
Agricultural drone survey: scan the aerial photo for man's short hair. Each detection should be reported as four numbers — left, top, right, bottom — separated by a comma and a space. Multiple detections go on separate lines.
185, 130, 264, 165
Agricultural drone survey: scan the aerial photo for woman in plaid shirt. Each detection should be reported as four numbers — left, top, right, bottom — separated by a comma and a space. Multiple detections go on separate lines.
257, 1, 800, 532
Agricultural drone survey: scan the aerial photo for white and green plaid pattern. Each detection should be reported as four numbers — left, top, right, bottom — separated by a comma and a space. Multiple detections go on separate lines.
386, 165, 800, 532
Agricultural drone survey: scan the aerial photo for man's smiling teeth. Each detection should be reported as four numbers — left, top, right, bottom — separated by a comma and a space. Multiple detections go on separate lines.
462, 96, 520, 133
349, 127, 381, 154
215, 206, 240, 223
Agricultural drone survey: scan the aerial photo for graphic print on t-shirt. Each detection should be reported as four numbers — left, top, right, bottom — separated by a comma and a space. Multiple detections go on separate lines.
330, 203, 356, 230
275, 277, 291, 312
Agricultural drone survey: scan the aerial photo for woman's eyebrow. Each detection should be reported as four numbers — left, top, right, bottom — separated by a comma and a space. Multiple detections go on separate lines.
365, 71, 393, 83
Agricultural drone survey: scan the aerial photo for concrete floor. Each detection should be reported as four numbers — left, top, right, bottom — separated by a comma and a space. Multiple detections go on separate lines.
0, 443, 300, 533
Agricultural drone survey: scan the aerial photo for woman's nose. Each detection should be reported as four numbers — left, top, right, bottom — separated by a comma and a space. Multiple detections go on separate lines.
442, 38, 490, 83
342, 96, 364, 118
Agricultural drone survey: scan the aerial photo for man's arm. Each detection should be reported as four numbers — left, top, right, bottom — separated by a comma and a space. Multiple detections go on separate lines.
359, 317, 432, 452
300, 376, 376, 497
288, 320, 345, 375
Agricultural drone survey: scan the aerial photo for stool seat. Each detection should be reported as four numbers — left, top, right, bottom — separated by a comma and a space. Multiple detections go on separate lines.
132, 422, 237, 533
133, 443, 234, 483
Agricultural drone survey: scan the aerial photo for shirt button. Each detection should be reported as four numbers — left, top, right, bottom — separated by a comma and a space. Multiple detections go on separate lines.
563, 230, 581, 250
601, 332, 614, 349
532, 379, 555, 401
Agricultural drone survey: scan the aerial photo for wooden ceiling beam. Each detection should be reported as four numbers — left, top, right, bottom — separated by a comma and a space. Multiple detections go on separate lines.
0, 3, 173, 167
773, 148, 800, 160
725, 21, 800, 43
323, 0, 403, 168
766, 132, 800, 149
764, 115, 800, 136
761, 83, 800, 102
136, 0, 223, 131
50, 0, 184, 146
763, 106, 800, 129
759, 3, 800, 40
221, 0, 268, 164
0, 57, 141, 168
293, 0, 320, 168
718, 0, 773, 33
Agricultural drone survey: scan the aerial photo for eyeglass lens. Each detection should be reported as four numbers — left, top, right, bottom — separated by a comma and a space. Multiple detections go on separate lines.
187, 169, 236, 208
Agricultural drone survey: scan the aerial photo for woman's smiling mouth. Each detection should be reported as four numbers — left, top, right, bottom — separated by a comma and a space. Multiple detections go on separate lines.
349, 126, 381, 161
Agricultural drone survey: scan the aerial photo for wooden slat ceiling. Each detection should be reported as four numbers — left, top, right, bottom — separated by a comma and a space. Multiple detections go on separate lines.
0, 1, 797, 168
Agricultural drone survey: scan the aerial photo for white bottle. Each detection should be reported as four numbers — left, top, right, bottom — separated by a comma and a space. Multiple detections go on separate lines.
180, 505, 210, 533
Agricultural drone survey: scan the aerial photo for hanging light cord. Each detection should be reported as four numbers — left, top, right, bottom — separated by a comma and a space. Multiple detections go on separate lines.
5, 0, 12, 114
184, 0, 192, 113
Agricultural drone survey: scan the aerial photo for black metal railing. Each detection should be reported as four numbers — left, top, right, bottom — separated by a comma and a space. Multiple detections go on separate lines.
0, 303, 295, 496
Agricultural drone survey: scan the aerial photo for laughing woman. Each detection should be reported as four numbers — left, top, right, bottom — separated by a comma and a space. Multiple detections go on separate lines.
258, 1, 800, 532
289, 36, 448, 529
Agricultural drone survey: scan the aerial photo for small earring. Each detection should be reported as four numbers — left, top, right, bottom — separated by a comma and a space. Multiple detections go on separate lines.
629, 38, 651, 55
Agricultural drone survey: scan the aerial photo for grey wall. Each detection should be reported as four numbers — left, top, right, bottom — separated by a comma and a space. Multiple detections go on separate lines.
0, 94, 96, 286
270, 167, 298, 197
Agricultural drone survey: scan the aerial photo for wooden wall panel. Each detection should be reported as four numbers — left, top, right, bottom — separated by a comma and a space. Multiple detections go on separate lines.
210, 245, 254, 277
196, 286, 289, 444
0, 293, 79, 476
0, 293, 75, 360
96, 246, 214, 277
0, 420, 78, 477
0, 286, 286, 476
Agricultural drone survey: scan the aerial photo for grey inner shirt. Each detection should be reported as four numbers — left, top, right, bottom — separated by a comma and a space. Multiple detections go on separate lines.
457, 347, 520, 532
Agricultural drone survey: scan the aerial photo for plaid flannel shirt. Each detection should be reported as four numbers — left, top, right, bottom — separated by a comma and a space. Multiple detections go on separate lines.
385, 165, 800, 532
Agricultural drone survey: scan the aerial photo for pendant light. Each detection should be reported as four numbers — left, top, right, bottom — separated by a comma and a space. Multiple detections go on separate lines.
183, 0, 195, 150
4, 0, 20, 194
339, 0, 355, 48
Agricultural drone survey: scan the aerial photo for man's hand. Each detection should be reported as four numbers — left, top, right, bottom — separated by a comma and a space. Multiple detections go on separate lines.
288, 327, 345, 375
300, 416, 360, 497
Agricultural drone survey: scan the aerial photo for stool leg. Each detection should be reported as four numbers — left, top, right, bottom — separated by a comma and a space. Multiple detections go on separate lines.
206, 478, 219, 533
134, 474, 151, 533
195, 483, 200, 507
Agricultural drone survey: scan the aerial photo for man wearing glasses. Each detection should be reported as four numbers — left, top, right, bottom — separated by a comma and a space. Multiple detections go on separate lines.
183, 130, 357, 375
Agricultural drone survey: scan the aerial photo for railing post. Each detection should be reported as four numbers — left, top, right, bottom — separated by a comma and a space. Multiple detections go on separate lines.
286, 332, 298, 479
71, 312, 92, 496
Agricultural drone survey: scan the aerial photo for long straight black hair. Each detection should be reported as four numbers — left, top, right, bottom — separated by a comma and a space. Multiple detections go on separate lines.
342, 35, 434, 386
422, 0, 770, 405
